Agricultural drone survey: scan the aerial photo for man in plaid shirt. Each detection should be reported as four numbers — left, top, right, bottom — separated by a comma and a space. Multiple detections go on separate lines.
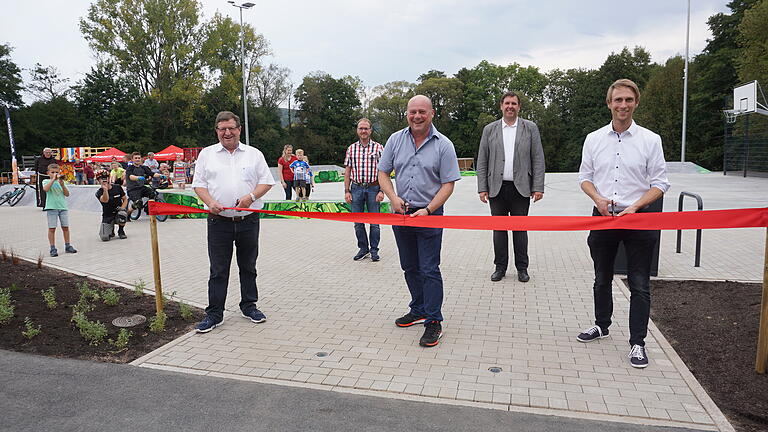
344, 118, 385, 262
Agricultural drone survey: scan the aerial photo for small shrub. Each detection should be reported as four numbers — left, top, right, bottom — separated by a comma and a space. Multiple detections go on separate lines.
71, 294, 94, 317
133, 280, 146, 297
102, 288, 120, 307
179, 301, 194, 321
0, 248, 7, 261
22, 317, 41, 339
10, 250, 19, 265
148, 310, 167, 333
8, 283, 20, 292
77, 281, 100, 301
108, 328, 132, 351
36, 253, 44, 269
162, 290, 177, 306
72, 312, 108, 346
41, 287, 58, 310
0, 288, 14, 325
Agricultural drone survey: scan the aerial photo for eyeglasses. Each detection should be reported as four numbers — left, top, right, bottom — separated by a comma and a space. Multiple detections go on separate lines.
216, 126, 241, 132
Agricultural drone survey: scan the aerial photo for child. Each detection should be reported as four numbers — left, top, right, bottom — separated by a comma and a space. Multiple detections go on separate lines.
303, 155, 315, 200
172, 154, 187, 189
42, 164, 77, 257
109, 162, 125, 186
290, 149, 311, 202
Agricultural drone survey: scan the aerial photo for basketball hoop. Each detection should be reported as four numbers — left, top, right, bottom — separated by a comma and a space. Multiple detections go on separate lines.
723, 109, 745, 124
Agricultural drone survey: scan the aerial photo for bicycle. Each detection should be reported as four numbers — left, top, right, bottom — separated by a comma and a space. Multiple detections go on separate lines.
0, 181, 36, 207
127, 183, 168, 222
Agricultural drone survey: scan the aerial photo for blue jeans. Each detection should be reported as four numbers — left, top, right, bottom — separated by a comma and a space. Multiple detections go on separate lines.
75, 172, 84, 184
206, 215, 261, 321
392, 207, 444, 323
350, 183, 381, 253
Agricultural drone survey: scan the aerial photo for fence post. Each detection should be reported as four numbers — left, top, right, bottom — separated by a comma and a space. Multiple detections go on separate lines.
148, 200, 164, 314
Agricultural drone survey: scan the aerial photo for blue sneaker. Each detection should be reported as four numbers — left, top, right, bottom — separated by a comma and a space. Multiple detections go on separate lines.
195, 316, 223, 333
242, 308, 267, 323
50, 247, 58, 257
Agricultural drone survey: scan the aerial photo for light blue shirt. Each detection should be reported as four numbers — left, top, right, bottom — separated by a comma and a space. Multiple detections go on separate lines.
378, 125, 460, 209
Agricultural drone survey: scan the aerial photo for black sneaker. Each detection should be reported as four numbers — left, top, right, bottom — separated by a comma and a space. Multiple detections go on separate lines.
241, 308, 267, 323
395, 312, 426, 327
195, 316, 223, 333
118, 231, 127, 239
628, 344, 649, 368
419, 321, 443, 347
370, 252, 380, 262
353, 250, 369, 261
576, 325, 609, 342
50, 248, 58, 257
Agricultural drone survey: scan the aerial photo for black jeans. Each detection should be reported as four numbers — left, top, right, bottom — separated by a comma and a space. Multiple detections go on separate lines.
587, 208, 657, 347
206, 214, 261, 321
283, 180, 294, 200
36, 173, 48, 208
489, 181, 530, 271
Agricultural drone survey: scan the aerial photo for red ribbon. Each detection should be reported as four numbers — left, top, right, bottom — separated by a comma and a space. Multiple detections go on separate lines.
148, 201, 768, 231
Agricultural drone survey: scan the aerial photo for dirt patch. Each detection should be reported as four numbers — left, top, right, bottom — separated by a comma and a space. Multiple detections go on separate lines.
650, 279, 768, 432
0, 257, 203, 363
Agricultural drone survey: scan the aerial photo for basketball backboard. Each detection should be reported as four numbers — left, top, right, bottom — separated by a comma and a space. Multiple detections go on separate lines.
733, 81, 757, 113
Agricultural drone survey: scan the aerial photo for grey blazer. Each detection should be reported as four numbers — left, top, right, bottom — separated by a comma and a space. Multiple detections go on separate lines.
476, 118, 545, 198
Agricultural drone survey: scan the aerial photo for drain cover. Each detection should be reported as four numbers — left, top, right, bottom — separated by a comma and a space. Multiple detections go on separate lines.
315, 352, 329, 358
112, 314, 147, 328
488, 367, 502, 373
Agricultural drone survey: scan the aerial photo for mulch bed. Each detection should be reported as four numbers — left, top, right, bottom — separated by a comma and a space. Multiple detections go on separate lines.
650, 279, 768, 432
0, 256, 203, 363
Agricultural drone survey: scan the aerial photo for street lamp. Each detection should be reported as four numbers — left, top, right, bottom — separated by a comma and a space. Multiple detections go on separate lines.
228, 1, 256, 146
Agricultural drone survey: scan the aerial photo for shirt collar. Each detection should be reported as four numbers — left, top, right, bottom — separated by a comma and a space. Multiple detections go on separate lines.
502, 118, 518, 128
407, 124, 439, 143
215, 142, 244, 153
608, 120, 638, 136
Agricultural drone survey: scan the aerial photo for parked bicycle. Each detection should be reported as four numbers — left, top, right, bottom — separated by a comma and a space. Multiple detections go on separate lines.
0, 181, 36, 207
128, 184, 168, 222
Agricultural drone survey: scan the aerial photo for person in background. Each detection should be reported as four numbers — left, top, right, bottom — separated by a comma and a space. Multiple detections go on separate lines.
95, 170, 128, 241
120, 154, 131, 169
73, 158, 85, 185
42, 164, 78, 257
277, 144, 297, 200
290, 149, 311, 202
84, 161, 95, 185
302, 155, 315, 200
109, 162, 125, 186
158, 163, 172, 189
35, 148, 56, 208
173, 154, 188, 189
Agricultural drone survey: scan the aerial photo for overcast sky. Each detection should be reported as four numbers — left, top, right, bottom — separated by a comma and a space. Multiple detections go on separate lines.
1, 0, 729, 103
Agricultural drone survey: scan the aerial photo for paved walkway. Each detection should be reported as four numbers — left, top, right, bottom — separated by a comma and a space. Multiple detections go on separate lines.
1, 172, 765, 431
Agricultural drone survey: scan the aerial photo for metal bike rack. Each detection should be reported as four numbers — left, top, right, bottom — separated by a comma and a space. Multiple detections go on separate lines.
676, 192, 703, 267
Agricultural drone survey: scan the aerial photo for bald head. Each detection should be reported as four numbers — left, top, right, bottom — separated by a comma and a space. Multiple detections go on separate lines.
407, 95, 433, 110
406, 94, 435, 137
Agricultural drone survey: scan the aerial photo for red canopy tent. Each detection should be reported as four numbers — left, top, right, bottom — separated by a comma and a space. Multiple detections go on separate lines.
154, 145, 184, 161
85, 147, 126, 163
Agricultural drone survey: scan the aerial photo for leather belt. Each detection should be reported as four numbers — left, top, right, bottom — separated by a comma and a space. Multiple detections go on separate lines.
352, 180, 379, 187
208, 213, 257, 222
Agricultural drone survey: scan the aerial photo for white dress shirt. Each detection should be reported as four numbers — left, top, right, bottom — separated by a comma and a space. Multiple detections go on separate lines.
501, 118, 517, 181
578, 121, 670, 211
192, 142, 276, 217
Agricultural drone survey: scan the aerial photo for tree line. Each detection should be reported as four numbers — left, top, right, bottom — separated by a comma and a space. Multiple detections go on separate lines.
1, 0, 766, 170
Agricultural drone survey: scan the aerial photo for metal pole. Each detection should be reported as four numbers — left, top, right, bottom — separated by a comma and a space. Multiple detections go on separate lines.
744, 115, 750, 177
239, 7, 250, 146
681, 0, 690, 162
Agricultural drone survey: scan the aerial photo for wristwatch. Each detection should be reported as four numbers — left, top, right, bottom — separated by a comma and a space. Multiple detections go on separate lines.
249, 192, 256, 202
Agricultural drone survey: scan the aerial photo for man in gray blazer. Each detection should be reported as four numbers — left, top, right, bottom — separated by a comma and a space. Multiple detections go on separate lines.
476, 91, 545, 282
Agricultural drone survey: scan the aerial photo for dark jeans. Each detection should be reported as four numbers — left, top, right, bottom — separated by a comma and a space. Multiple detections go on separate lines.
283, 180, 294, 200
489, 181, 530, 271
350, 183, 380, 254
206, 214, 261, 321
392, 207, 444, 323
36, 173, 48, 208
587, 208, 657, 347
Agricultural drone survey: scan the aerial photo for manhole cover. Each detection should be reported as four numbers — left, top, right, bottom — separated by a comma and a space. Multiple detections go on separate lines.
112, 314, 147, 328
488, 367, 502, 373
315, 352, 329, 358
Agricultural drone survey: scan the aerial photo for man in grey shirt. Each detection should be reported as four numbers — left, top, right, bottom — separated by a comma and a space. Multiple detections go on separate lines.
378, 95, 461, 348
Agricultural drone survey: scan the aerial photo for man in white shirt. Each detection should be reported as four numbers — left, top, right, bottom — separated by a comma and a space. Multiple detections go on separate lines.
192, 111, 276, 333
576, 79, 670, 369
476, 91, 545, 283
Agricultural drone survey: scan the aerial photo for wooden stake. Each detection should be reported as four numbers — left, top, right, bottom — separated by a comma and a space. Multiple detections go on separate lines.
149, 201, 164, 314
757, 227, 768, 373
